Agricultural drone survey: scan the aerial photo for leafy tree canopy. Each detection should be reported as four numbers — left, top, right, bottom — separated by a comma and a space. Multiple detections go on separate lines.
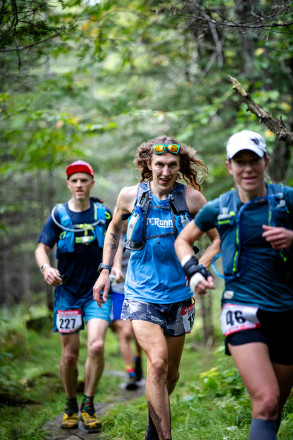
0, 0, 293, 305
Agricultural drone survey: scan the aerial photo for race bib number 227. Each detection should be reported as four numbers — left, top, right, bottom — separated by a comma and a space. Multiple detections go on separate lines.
56, 309, 82, 334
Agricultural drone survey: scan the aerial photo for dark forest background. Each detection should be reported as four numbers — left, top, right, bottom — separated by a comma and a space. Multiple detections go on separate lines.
1, 0, 292, 312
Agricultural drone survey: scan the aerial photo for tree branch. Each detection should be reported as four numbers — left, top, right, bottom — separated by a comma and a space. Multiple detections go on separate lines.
228, 75, 293, 145
214, 19, 293, 30
0, 29, 70, 52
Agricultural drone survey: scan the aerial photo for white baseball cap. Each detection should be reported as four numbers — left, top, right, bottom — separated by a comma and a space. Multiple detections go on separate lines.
226, 130, 267, 159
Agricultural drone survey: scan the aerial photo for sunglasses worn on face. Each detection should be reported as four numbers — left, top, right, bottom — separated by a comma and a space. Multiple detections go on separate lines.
152, 144, 181, 155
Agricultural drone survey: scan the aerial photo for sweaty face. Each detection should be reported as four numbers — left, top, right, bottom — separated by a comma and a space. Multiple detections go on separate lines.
226, 150, 269, 199
66, 172, 94, 201
147, 152, 180, 191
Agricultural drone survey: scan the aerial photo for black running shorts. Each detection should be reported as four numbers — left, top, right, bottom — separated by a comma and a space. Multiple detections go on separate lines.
225, 309, 293, 365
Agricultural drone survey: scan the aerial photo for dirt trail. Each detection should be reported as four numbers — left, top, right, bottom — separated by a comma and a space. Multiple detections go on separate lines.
42, 371, 146, 440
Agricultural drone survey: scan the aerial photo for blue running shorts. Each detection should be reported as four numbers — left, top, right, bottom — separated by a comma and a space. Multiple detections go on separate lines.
111, 291, 125, 322
53, 289, 112, 334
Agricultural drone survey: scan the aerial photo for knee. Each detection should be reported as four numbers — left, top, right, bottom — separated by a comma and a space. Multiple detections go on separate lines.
118, 322, 133, 341
62, 351, 78, 368
149, 357, 168, 382
254, 388, 280, 418
88, 339, 104, 358
122, 327, 133, 343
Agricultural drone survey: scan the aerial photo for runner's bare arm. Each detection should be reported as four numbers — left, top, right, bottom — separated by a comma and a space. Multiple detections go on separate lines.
103, 185, 137, 265
199, 227, 221, 269
93, 185, 137, 306
175, 221, 216, 295
35, 242, 62, 286
175, 220, 204, 262
111, 243, 123, 283
185, 186, 207, 218
185, 187, 221, 268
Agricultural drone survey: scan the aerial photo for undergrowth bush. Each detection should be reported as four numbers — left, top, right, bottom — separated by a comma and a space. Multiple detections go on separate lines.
0, 302, 292, 439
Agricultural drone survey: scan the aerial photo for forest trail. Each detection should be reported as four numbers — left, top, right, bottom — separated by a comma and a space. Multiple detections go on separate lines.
41, 370, 146, 440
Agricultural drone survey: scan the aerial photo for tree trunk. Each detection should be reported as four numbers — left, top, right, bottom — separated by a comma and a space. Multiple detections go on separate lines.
199, 294, 214, 347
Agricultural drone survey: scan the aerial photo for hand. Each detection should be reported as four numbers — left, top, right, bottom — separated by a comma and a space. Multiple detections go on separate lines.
93, 270, 110, 308
182, 255, 214, 295
195, 275, 215, 295
111, 267, 124, 284
42, 266, 62, 287
262, 225, 293, 250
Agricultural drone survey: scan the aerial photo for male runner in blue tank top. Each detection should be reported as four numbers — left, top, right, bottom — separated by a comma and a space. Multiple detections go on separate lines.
175, 130, 293, 440
35, 160, 122, 431
93, 136, 220, 440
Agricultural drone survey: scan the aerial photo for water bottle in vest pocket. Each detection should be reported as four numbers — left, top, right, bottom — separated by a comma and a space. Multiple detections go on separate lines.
126, 207, 145, 250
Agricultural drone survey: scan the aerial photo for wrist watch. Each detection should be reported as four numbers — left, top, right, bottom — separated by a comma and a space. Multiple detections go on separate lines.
40, 264, 50, 273
98, 263, 112, 273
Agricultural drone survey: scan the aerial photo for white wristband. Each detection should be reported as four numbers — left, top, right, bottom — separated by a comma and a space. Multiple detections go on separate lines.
189, 273, 205, 293
180, 255, 193, 267
40, 264, 50, 273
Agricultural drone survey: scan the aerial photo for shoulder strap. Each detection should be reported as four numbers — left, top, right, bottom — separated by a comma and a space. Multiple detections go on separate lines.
266, 183, 286, 227
121, 183, 150, 221
54, 203, 72, 226
169, 182, 189, 214
267, 183, 283, 198
90, 196, 103, 203
218, 189, 237, 219
136, 181, 151, 210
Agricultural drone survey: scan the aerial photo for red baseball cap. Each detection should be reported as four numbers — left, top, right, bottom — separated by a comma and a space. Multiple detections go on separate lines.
66, 160, 94, 179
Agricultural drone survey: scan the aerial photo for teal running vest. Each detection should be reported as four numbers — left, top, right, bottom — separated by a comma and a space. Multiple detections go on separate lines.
53, 201, 107, 256
215, 183, 293, 282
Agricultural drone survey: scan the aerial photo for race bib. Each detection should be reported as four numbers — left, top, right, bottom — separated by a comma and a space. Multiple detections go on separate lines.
181, 301, 195, 334
221, 303, 260, 336
56, 309, 82, 334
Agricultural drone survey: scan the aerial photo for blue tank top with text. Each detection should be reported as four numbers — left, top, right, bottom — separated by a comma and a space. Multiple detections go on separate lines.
124, 192, 192, 303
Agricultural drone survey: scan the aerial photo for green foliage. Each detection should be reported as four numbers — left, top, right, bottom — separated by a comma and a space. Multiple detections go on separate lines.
1, 303, 293, 439
0, 4, 293, 436
0, 304, 134, 439
1, 0, 293, 303
101, 341, 293, 439
0, 1, 73, 50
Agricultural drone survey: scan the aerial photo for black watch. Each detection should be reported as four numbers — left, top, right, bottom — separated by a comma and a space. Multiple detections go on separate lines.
98, 263, 112, 273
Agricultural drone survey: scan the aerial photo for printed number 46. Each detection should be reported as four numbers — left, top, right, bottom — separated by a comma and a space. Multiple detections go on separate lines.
226, 310, 245, 326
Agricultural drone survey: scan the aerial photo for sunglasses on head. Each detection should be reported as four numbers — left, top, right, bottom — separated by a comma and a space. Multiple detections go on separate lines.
152, 144, 181, 155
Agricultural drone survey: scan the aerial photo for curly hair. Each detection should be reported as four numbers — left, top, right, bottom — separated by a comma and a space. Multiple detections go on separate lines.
134, 135, 208, 191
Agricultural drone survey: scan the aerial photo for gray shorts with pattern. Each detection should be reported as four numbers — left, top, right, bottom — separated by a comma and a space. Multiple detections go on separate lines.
121, 297, 194, 336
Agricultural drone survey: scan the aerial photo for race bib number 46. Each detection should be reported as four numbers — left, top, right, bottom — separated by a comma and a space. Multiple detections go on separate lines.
221, 303, 260, 336
56, 309, 82, 334
181, 302, 195, 334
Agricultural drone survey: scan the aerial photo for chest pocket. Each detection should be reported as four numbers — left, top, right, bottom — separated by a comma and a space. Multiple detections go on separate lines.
125, 182, 192, 251
53, 202, 106, 256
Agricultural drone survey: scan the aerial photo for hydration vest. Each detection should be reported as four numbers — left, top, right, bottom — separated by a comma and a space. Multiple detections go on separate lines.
215, 183, 293, 281
53, 199, 107, 256
125, 181, 192, 251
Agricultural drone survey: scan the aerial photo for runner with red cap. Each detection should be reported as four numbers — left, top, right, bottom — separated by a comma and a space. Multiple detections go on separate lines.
35, 160, 122, 431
